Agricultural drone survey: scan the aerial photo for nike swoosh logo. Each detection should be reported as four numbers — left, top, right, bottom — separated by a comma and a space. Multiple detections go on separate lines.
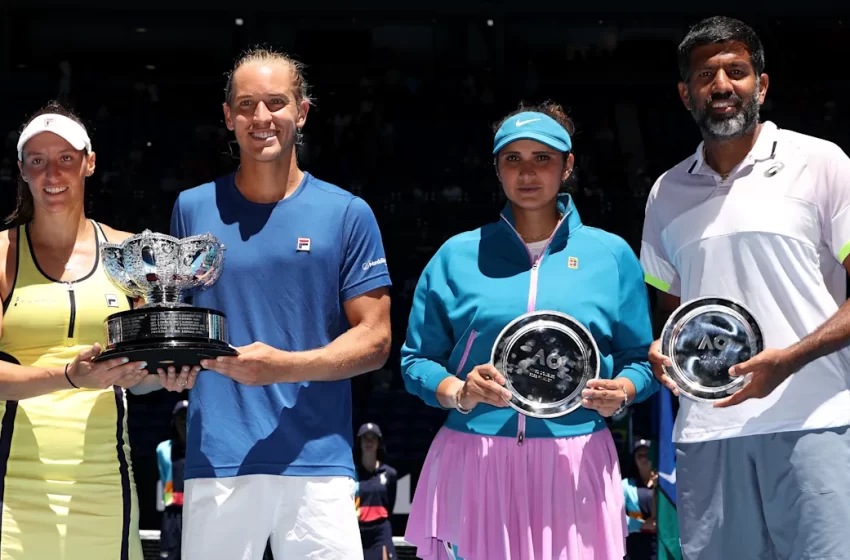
659, 470, 676, 485
516, 118, 541, 127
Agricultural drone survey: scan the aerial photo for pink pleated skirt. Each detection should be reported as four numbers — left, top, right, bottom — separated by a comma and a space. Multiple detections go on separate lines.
404, 426, 627, 560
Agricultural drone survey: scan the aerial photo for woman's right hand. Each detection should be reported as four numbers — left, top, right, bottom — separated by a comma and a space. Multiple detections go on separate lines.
66, 343, 149, 389
457, 364, 513, 411
647, 471, 659, 489
648, 338, 679, 395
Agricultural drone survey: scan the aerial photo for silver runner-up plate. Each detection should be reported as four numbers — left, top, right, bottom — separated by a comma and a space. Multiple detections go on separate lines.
661, 296, 764, 402
491, 311, 600, 419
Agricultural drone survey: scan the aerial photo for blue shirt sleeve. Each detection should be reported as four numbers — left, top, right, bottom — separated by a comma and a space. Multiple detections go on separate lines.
611, 240, 659, 403
339, 197, 391, 301
400, 250, 455, 408
156, 440, 171, 484
621, 478, 644, 533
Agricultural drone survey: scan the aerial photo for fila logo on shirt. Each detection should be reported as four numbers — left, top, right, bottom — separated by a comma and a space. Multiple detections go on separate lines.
296, 238, 311, 252
105, 294, 120, 308
567, 256, 579, 269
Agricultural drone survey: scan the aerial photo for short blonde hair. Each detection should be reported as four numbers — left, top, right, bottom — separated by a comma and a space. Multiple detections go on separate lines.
224, 46, 313, 107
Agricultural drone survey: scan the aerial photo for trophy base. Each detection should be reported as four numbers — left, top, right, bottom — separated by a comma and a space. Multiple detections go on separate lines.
94, 306, 237, 371
94, 340, 238, 371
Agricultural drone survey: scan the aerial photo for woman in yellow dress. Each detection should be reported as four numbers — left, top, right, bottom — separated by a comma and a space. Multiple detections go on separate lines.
0, 100, 197, 559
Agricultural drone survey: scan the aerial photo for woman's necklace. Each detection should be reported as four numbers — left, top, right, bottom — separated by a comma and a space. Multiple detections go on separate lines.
521, 229, 554, 242
519, 212, 563, 243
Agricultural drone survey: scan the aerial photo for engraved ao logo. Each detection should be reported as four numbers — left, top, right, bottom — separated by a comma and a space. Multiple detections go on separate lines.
517, 338, 576, 389
694, 333, 734, 373
528, 348, 569, 370
698, 334, 730, 351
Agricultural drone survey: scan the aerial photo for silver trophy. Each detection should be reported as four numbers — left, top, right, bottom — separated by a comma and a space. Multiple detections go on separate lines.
661, 296, 764, 402
491, 311, 600, 418
93, 230, 237, 370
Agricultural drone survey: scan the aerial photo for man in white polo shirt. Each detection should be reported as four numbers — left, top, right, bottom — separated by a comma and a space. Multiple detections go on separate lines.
641, 15, 850, 560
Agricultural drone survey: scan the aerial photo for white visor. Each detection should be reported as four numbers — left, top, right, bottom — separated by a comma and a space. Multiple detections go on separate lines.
16, 113, 92, 161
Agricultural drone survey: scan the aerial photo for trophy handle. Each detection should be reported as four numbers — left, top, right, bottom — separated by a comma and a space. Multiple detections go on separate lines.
100, 243, 143, 298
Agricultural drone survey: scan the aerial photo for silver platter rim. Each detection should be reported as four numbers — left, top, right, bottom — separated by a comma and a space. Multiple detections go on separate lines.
661, 295, 764, 402
490, 310, 600, 419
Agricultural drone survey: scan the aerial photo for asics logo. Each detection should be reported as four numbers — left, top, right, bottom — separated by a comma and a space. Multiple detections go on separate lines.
515, 118, 541, 127
765, 161, 785, 177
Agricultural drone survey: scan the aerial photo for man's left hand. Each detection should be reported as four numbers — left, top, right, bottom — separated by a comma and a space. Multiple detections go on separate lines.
581, 378, 632, 417
201, 342, 294, 386
157, 365, 201, 392
714, 348, 798, 408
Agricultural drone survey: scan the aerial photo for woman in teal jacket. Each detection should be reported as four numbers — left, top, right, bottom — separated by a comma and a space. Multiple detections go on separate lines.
401, 101, 658, 560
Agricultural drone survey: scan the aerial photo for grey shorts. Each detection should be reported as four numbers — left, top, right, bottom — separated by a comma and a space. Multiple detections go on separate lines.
676, 426, 850, 560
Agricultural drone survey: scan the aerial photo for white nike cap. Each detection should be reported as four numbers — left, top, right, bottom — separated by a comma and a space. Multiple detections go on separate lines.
16, 113, 92, 161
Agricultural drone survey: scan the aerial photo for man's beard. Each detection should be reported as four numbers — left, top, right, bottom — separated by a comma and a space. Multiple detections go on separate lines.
688, 85, 761, 141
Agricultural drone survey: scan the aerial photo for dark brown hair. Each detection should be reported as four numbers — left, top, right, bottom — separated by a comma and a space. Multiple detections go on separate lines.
224, 46, 313, 107
8, 100, 88, 226
493, 100, 576, 138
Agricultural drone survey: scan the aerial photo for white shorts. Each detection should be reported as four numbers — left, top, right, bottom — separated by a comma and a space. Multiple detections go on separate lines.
181, 474, 363, 560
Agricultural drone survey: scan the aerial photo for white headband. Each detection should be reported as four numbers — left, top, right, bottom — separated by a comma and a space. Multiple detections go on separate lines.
16, 113, 92, 161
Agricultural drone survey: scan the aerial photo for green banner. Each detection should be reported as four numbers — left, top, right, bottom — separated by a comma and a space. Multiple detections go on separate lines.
656, 489, 682, 560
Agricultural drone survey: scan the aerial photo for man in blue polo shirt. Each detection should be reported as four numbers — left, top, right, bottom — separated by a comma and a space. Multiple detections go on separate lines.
171, 48, 391, 560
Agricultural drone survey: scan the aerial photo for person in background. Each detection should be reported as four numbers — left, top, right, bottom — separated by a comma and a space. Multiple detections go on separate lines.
355, 423, 398, 560
157, 400, 188, 560
622, 439, 657, 560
